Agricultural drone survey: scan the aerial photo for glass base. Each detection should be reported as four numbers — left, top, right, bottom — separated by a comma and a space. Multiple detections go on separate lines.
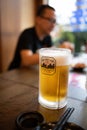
38, 95, 67, 109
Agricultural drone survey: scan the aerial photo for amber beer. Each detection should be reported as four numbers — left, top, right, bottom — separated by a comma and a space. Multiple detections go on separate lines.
39, 48, 71, 109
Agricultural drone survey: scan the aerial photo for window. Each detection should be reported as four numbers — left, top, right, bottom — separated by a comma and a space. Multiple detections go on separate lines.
49, 0, 87, 32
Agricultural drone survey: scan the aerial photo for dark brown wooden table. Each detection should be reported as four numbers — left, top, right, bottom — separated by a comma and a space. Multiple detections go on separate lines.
0, 66, 87, 130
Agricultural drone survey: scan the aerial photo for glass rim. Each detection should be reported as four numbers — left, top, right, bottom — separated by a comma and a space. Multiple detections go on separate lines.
39, 47, 71, 54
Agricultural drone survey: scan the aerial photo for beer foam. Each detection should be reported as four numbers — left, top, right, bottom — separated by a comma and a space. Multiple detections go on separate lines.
55, 55, 71, 66
39, 48, 71, 66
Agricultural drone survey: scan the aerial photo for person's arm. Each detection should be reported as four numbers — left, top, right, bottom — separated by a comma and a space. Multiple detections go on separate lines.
20, 50, 39, 67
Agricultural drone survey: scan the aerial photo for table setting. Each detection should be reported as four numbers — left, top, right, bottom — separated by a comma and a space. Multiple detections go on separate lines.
0, 49, 87, 130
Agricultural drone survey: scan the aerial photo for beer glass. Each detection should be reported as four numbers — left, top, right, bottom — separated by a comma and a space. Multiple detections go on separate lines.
38, 48, 71, 109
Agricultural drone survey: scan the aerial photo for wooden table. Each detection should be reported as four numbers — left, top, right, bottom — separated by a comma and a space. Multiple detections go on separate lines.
0, 66, 87, 130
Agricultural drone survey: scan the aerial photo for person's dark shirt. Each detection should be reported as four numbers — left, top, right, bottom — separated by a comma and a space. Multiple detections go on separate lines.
8, 27, 53, 70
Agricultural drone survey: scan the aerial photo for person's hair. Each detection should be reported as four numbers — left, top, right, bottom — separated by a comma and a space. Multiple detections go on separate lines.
36, 4, 55, 16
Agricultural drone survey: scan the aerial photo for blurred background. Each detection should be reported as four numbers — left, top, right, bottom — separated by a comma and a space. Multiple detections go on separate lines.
0, 0, 87, 72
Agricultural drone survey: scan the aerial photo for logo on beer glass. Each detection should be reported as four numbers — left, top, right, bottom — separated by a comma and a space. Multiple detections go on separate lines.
41, 56, 56, 75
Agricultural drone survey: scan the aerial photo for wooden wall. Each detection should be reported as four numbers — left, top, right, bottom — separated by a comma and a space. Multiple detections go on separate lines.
0, 0, 35, 72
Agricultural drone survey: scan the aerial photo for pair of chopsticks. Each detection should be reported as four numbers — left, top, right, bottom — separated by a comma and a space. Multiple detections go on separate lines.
53, 107, 75, 130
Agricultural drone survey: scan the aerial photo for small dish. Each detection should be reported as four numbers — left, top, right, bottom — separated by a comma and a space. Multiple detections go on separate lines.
71, 63, 86, 72
72, 67, 84, 72
15, 111, 44, 130
35, 122, 85, 130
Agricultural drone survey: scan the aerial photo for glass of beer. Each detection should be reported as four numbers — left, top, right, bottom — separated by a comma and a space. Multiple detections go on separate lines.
38, 48, 71, 109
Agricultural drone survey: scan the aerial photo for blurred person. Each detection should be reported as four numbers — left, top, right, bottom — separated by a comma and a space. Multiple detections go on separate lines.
84, 40, 87, 53
8, 4, 56, 70
58, 39, 74, 53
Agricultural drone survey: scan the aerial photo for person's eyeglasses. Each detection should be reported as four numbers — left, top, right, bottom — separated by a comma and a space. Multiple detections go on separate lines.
40, 16, 56, 24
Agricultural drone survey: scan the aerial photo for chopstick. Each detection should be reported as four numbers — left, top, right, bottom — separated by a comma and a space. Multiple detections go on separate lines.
53, 107, 75, 130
